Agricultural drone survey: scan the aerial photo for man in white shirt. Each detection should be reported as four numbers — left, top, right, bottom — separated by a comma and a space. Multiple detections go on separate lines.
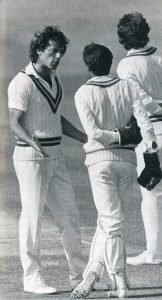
8, 26, 88, 295
71, 42, 158, 299
117, 12, 162, 266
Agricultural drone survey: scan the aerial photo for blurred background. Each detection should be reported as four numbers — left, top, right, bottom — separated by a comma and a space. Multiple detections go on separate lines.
1, 0, 162, 122
1, 1, 162, 298
1, 0, 162, 218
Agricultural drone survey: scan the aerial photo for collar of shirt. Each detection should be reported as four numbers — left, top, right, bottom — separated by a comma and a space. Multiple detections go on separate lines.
86, 74, 117, 84
25, 62, 57, 85
24, 62, 63, 101
127, 45, 151, 56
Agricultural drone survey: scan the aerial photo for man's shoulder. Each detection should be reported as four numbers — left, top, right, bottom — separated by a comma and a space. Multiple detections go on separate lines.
75, 83, 89, 96
76, 76, 126, 94
117, 56, 136, 79
8, 68, 34, 90
118, 56, 133, 69
118, 46, 160, 65
74, 83, 94, 106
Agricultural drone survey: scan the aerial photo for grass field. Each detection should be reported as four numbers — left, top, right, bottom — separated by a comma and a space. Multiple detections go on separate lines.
1, 1, 162, 299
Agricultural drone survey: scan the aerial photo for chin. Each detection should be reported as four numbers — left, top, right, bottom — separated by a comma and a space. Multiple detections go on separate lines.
51, 64, 58, 69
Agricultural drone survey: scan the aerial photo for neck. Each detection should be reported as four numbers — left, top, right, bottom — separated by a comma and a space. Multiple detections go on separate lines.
89, 71, 109, 78
33, 63, 51, 77
33, 63, 53, 88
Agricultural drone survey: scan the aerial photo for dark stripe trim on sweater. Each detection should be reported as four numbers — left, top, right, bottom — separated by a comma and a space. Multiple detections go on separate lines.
17, 136, 62, 147
86, 78, 120, 88
127, 47, 157, 57
149, 114, 162, 123
21, 70, 62, 114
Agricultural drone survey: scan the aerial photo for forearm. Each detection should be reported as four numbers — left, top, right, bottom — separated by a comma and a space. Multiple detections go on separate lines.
10, 120, 49, 157
74, 99, 119, 145
61, 115, 88, 143
9, 108, 48, 157
10, 120, 34, 146
89, 127, 119, 144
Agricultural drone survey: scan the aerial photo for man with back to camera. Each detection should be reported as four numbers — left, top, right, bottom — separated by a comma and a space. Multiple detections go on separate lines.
8, 25, 90, 295
71, 42, 159, 299
117, 12, 162, 265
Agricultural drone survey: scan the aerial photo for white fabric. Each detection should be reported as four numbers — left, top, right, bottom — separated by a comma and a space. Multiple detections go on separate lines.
74, 72, 158, 279
14, 157, 85, 288
8, 62, 63, 160
117, 45, 162, 116
117, 45, 162, 257
75, 75, 156, 166
83, 161, 135, 279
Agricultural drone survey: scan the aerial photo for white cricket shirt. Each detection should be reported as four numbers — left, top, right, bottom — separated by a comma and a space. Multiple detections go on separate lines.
8, 62, 64, 160
117, 45, 162, 135
75, 75, 156, 166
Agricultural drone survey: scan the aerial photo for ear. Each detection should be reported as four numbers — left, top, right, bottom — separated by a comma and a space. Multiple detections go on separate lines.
36, 49, 42, 56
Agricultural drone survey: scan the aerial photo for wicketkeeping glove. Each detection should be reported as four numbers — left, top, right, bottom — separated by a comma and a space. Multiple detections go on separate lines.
137, 151, 162, 191
115, 116, 142, 146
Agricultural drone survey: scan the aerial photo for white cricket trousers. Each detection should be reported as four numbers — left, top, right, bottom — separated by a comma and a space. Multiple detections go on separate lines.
83, 160, 135, 281
14, 157, 85, 288
136, 133, 162, 259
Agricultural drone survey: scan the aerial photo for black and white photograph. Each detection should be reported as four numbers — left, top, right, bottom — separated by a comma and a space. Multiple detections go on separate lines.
1, 1, 162, 299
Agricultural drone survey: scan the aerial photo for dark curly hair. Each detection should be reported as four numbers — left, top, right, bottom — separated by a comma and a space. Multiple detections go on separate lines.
83, 43, 113, 76
117, 12, 150, 50
29, 26, 70, 63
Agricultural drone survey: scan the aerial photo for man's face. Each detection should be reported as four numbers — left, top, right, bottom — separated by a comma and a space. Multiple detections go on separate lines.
37, 40, 65, 70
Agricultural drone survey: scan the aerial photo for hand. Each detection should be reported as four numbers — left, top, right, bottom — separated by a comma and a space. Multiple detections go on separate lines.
137, 151, 162, 190
103, 131, 119, 146
31, 135, 49, 158
114, 116, 142, 146
146, 140, 158, 153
